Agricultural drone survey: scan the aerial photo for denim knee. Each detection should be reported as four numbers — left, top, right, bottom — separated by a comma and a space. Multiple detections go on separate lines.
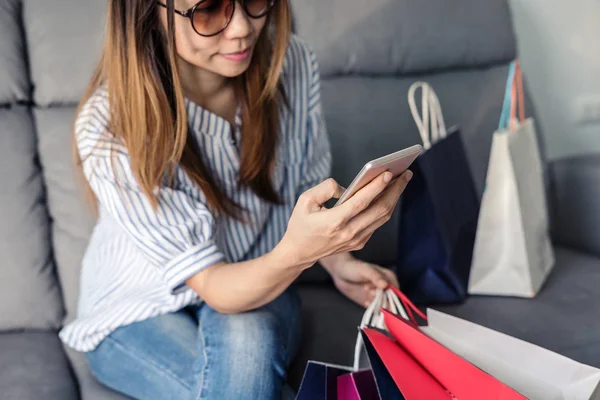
193, 289, 302, 400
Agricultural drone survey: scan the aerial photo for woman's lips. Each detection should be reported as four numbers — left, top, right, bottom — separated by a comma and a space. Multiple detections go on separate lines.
220, 47, 251, 62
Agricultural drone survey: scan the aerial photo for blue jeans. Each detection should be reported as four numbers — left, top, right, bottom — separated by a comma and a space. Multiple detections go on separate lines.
85, 288, 302, 400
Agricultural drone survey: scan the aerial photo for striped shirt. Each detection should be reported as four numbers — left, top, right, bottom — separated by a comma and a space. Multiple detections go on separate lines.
59, 36, 331, 352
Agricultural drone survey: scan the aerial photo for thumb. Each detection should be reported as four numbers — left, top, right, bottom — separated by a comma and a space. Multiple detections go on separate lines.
303, 178, 345, 206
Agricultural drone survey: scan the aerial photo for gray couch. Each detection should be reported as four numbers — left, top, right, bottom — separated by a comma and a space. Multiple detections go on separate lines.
2, 0, 600, 399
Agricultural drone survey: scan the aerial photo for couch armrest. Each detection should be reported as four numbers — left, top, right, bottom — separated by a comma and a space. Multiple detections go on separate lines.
550, 155, 600, 257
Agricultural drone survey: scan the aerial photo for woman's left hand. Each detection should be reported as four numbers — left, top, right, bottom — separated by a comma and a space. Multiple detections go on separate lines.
328, 255, 399, 308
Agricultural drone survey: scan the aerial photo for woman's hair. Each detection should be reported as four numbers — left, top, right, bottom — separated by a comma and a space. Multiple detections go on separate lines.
76, 0, 292, 221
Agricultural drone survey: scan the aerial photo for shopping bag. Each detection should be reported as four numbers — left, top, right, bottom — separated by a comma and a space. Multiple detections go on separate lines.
468, 60, 555, 297
295, 361, 353, 400
396, 82, 479, 304
421, 309, 600, 400
352, 286, 525, 399
350, 285, 451, 399
361, 327, 453, 399
380, 309, 526, 400
352, 287, 411, 371
297, 287, 407, 400
337, 370, 379, 400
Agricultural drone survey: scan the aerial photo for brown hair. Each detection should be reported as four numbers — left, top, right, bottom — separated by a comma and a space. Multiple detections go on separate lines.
76, 0, 292, 221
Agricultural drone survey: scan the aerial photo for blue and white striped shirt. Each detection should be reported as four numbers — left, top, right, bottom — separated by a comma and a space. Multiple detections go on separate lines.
59, 36, 331, 352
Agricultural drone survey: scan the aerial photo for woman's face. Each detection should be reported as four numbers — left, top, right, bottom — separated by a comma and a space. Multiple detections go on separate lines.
161, 0, 268, 79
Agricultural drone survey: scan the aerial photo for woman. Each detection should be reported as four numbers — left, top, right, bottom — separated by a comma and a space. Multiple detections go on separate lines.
59, 0, 412, 399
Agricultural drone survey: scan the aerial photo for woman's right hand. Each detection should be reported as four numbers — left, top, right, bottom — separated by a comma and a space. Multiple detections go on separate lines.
276, 170, 413, 269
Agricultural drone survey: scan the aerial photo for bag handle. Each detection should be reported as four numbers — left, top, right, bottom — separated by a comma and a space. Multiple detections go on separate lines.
408, 81, 447, 150
352, 286, 426, 371
499, 61, 526, 131
510, 61, 526, 131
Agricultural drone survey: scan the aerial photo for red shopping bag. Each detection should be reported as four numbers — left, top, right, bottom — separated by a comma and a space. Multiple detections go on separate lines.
376, 286, 527, 400
361, 328, 452, 399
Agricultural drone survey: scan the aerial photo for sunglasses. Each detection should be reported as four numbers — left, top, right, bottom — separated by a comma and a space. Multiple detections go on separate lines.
158, 0, 276, 37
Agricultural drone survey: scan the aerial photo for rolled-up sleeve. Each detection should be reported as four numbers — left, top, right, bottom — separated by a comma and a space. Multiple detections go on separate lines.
298, 49, 332, 195
81, 143, 225, 293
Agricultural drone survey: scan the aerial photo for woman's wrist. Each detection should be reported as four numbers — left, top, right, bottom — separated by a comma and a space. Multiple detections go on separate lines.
319, 252, 354, 275
270, 240, 314, 272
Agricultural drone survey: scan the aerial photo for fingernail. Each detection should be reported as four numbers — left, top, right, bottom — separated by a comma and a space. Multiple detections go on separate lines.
404, 170, 413, 182
383, 172, 393, 183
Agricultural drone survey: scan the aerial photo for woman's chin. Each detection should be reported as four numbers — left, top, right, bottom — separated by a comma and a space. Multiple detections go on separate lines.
214, 57, 253, 78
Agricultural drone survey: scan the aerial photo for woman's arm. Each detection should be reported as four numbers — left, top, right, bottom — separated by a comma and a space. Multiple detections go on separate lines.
187, 172, 408, 314
185, 243, 310, 314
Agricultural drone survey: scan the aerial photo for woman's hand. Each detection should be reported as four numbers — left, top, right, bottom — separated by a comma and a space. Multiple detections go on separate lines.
323, 253, 399, 307
275, 170, 413, 270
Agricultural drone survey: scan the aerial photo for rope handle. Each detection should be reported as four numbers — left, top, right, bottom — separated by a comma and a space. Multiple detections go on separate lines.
510, 61, 526, 131
408, 81, 448, 150
499, 60, 526, 132
353, 286, 426, 371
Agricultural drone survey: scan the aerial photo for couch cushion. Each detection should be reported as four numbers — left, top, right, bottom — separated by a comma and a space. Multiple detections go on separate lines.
438, 247, 600, 368
23, 0, 105, 106
0, 0, 30, 104
64, 346, 131, 400
0, 331, 78, 400
34, 108, 96, 323
290, 284, 364, 389
550, 155, 600, 257
323, 65, 511, 265
0, 107, 63, 330
292, 0, 516, 77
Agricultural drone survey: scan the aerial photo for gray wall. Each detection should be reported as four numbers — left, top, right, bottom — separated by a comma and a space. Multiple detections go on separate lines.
509, 0, 600, 161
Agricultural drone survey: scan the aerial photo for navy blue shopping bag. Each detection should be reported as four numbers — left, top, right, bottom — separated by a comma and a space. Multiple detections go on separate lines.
396, 82, 479, 304
295, 361, 354, 400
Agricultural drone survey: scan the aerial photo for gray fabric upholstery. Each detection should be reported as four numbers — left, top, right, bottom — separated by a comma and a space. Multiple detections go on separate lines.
0, 0, 29, 104
289, 284, 364, 388
34, 108, 96, 323
23, 0, 105, 107
64, 346, 131, 400
291, 0, 516, 77
0, 107, 63, 330
324, 65, 511, 265
0, 331, 78, 400
2, 0, 599, 398
551, 155, 600, 257
438, 247, 600, 368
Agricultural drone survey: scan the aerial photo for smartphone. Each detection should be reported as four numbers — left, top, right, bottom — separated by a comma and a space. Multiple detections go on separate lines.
333, 144, 423, 207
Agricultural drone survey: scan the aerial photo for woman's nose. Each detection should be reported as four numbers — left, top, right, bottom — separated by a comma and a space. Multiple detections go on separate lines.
222, 1, 252, 40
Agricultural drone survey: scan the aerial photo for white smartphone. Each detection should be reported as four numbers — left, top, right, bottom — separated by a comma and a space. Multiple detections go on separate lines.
333, 144, 423, 207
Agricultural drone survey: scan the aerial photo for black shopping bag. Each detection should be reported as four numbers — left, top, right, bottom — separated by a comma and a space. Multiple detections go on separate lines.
396, 82, 479, 304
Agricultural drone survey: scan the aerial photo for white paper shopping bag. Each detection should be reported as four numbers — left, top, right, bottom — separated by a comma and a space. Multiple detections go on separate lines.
421, 309, 600, 400
468, 61, 554, 297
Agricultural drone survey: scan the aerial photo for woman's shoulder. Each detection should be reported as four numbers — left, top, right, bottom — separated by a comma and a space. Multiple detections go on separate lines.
74, 86, 126, 159
281, 35, 320, 92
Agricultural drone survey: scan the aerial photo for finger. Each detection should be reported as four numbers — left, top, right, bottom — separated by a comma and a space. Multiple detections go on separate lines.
338, 280, 371, 308
334, 171, 395, 221
379, 267, 400, 288
334, 186, 347, 199
367, 284, 378, 300
359, 263, 388, 289
362, 283, 378, 307
301, 178, 345, 207
345, 171, 413, 235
